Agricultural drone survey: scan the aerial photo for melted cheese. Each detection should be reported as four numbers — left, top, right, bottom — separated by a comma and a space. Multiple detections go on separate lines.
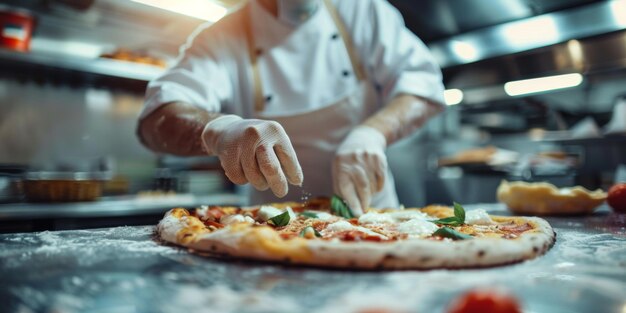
396, 219, 439, 238
358, 212, 394, 225
386, 210, 431, 221
324, 220, 387, 239
304, 210, 335, 221
220, 214, 255, 225
465, 209, 494, 225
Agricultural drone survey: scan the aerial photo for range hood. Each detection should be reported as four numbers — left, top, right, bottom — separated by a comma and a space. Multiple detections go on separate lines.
427, 0, 626, 68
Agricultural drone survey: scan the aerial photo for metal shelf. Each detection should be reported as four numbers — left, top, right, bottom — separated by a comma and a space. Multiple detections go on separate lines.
0, 49, 164, 82
0, 193, 244, 220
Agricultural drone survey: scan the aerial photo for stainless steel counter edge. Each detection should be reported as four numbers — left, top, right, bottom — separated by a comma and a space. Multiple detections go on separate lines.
0, 193, 244, 220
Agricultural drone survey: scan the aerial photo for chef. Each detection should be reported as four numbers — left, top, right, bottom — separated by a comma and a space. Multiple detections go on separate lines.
137, 0, 445, 216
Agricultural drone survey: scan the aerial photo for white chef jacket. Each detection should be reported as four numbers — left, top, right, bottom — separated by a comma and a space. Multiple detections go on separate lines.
141, 0, 445, 120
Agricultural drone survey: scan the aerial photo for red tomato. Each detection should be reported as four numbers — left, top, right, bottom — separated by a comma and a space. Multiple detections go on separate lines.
447, 290, 522, 313
607, 183, 626, 213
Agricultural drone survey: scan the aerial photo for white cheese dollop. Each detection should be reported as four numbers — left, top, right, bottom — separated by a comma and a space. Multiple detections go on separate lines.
285, 207, 297, 222
465, 209, 494, 225
220, 214, 255, 225
396, 219, 439, 238
257, 206, 283, 222
196, 206, 209, 220
257, 205, 295, 225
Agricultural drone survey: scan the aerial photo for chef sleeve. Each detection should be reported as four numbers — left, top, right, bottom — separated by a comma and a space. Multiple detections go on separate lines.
140, 26, 233, 119
364, 0, 445, 107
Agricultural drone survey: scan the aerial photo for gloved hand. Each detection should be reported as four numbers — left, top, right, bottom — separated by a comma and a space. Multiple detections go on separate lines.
332, 126, 387, 216
201, 115, 303, 197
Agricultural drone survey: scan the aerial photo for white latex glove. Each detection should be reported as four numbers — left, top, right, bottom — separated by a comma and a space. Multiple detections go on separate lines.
332, 126, 387, 216
201, 115, 303, 197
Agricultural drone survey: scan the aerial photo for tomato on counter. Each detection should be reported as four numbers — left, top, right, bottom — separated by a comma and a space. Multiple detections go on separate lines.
607, 183, 626, 213
447, 289, 522, 313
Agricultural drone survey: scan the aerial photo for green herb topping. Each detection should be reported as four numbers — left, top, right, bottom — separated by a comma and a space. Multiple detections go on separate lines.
432, 227, 472, 240
299, 226, 322, 238
330, 195, 354, 219
432, 202, 466, 226
269, 211, 290, 227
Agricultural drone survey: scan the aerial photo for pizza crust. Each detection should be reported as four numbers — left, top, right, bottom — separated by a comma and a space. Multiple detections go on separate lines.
157, 209, 555, 270
497, 180, 606, 215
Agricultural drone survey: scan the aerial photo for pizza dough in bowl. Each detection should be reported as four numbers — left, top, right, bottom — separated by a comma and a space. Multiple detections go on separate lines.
497, 180, 607, 215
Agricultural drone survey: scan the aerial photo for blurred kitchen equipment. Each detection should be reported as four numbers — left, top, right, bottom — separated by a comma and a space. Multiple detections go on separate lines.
616, 164, 626, 183
23, 171, 112, 202
438, 146, 518, 173
100, 48, 167, 68
604, 95, 626, 136
178, 170, 227, 195
22, 158, 114, 202
0, 6, 34, 52
152, 168, 178, 192
0, 164, 26, 203
570, 116, 602, 139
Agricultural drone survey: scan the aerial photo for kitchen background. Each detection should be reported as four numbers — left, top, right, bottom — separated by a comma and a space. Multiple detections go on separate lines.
0, 0, 625, 232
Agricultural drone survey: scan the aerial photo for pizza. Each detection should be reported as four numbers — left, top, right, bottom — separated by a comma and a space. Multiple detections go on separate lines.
157, 197, 555, 269
497, 180, 607, 215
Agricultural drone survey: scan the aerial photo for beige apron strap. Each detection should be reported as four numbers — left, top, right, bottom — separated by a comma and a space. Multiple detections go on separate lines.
324, 0, 366, 82
246, 0, 366, 113
244, 5, 266, 112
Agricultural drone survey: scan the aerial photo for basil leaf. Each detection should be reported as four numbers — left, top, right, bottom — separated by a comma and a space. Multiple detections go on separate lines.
432, 216, 462, 226
431, 202, 467, 226
453, 202, 466, 223
331, 195, 354, 219
299, 211, 319, 219
269, 211, 290, 227
299, 226, 321, 238
433, 227, 472, 240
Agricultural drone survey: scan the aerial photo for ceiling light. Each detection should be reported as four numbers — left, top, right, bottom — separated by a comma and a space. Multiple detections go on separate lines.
444, 89, 463, 105
450, 40, 479, 63
504, 73, 583, 96
132, 0, 228, 22
566, 40, 584, 69
501, 16, 559, 48
611, 0, 626, 26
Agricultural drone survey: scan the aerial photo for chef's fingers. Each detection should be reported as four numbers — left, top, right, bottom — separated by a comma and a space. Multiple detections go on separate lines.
274, 143, 303, 186
338, 173, 363, 217
220, 156, 248, 185
364, 155, 378, 195
373, 154, 387, 192
256, 145, 289, 197
352, 166, 371, 214
241, 146, 269, 191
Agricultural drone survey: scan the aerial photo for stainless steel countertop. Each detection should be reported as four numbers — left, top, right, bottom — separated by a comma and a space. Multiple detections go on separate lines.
0, 193, 244, 220
0, 204, 624, 313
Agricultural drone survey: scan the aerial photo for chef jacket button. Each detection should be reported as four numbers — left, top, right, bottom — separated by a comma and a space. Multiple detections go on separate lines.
265, 95, 272, 102
342, 70, 350, 77
255, 48, 263, 56
331, 33, 339, 40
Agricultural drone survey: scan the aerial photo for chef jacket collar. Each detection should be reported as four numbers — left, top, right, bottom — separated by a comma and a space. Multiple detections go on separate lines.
250, 0, 327, 52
